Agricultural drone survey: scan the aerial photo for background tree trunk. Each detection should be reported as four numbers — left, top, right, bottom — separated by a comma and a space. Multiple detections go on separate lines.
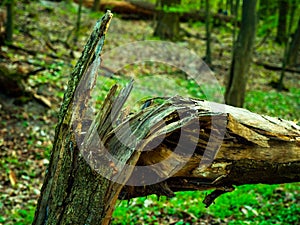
288, 19, 300, 67
154, 0, 181, 41
231, 0, 239, 53
277, 0, 296, 91
225, 0, 257, 107
276, 0, 289, 44
74, 0, 83, 44
200, 0, 205, 9
5, 0, 14, 44
258, 0, 269, 19
205, 0, 212, 67
258, 0, 276, 20
92, 0, 101, 11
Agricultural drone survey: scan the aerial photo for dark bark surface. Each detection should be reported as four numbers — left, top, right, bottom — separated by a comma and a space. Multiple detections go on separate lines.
5, 0, 14, 44
205, 0, 212, 66
225, 0, 257, 107
276, 0, 289, 44
33, 11, 118, 225
0, 64, 25, 97
92, 0, 101, 11
288, 19, 300, 67
154, 0, 181, 41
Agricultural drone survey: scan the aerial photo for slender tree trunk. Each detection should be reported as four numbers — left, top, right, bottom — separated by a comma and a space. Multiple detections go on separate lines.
276, 0, 289, 44
205, 0, 211, 67
287, 0, 300, 66
228, 0, 234, 16
231, 0, 239, 53
154, 0, 181, 41
5, 0, 14, 44
278, 0, 296, 90
200, 0, 205, 10
258, 0, 276, 19
258, 0, 269, 19
225, 0, 257, 107
92, 0, 101, 12
74, 0, 83, 44
287, 20, 300, 67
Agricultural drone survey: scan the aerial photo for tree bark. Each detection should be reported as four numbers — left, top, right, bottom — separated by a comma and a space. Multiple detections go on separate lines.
258, 0, 269, 19
276, 0, 289, 44
5, 0, 14, 44
0, 64, 26, 97
225, 0, 257, 107
120, 98, 300, 206
92, 0, 101, 11
154, 0, 181, 41
74, 0, 83, 44
277, 0, 296, 91
258, 0, 276, 20
231, 0, 239, 53
33, 11, 121, 225
34, 10, 300, 224
288, 19, 300, 67
205, 0, 212, 67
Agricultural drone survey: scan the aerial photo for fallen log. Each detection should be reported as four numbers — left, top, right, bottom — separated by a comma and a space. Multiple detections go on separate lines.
75, 0, 235, 22
78, 83, 300, 209
254, 59, 300, 74
118, 96, 300, 207
33, 11, 300, 225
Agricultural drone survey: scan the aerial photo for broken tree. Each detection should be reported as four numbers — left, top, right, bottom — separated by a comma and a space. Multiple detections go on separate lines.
33, 11, 300, 225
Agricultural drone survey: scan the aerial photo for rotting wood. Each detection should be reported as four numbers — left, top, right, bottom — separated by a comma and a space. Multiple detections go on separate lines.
34, 10, 300, 224
116, 97, 300, 206
33, 11, 118, 225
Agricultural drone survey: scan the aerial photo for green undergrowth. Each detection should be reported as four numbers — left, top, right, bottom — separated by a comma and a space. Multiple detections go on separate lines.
113, 183, 300, 224
245, 87, 300, 121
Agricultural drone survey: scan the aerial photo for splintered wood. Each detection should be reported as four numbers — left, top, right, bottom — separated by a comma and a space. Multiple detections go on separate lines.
117, 97, 300, 205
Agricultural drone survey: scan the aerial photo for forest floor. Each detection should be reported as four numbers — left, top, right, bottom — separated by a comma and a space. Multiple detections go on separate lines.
0, 1, 299, 225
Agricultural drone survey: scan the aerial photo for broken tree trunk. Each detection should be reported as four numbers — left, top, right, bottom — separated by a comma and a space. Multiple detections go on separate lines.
119, 97, 300, 206
34, 11, 300, 225
33, 11, 122, 225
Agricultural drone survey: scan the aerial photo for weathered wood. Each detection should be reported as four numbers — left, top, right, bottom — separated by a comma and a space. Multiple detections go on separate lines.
34, 10, 300, 224
117, 97, 300, 206
33, 11, 116, 225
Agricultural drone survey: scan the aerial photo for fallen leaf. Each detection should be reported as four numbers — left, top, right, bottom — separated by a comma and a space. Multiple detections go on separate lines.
9, 170, 17, 187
